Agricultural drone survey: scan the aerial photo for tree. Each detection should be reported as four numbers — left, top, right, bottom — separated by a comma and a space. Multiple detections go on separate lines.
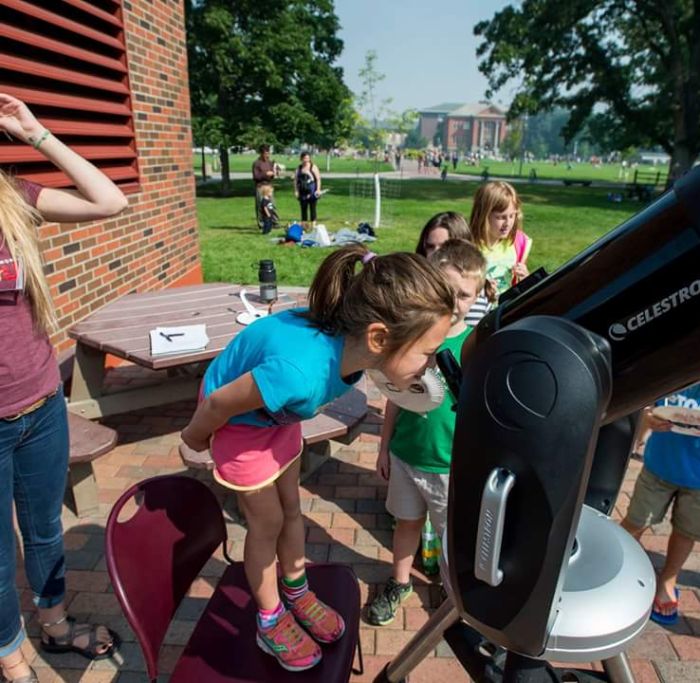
186, 0, 351, 192
404, 127, 427, 150
355, 50, 393, 160
300, 65, 355, 171
350, 114, 386, 153
357, 51, 393, 129
191, 114, 224, 180
388, 109, 418, 138
500, 120, 523, 161
475, 0, 700, 182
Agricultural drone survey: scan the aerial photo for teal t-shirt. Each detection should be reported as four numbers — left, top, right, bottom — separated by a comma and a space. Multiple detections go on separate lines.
203, 308, 361, 427
389, 326, 472, 473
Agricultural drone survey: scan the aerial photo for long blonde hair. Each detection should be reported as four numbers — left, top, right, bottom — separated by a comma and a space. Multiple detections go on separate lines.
469, 181, 523, 249
0, 171, 56, 333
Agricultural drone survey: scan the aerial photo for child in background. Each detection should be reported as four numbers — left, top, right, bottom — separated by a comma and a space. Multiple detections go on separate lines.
259, 183, 279, 235
415, 211, 471, 258
469, 181, 532, 297
182, 245, 454, 672
368, 239, 485, 626
621, 383, 700, 625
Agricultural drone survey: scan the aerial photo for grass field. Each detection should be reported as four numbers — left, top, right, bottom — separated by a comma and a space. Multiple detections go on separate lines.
452, 159, 668, 185
193, 152, 394, 175
197, 178, 641, 287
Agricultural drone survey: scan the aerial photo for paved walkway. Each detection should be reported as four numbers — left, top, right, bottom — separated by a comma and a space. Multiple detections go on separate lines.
199, 159, 625, 189
12, 366, 700, 682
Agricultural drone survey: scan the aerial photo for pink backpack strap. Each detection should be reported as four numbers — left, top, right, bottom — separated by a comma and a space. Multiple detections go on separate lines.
514, 230, 529, 263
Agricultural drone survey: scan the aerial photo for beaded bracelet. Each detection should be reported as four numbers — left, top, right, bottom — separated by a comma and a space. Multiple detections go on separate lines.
31, 129, 51, 150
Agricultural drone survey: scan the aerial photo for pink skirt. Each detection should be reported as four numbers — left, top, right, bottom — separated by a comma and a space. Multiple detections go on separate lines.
210, 421, 303, 491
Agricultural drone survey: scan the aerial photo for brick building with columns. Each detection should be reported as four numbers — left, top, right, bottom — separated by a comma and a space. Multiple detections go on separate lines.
418, 102, 508, 155
0, 0, 200, 354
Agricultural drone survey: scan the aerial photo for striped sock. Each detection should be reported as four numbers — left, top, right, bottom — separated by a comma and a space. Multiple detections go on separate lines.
257, 601, 285, 630
281, 573, 308, 603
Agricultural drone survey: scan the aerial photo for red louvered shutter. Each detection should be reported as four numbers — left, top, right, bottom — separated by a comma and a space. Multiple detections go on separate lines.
0, 0, 140, 192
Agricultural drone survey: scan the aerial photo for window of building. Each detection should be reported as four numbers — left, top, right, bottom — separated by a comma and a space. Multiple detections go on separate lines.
0, 0, 140, 192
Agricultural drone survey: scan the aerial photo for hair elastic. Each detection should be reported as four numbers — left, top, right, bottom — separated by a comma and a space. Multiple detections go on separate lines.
31, 129, 51, 150
361, 251, 377, 265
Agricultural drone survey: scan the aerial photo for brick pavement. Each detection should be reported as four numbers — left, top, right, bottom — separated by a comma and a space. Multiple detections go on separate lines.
11, 368, 700, 682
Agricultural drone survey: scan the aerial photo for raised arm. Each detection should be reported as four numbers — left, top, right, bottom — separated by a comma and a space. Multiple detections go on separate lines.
0, 93, 128, 223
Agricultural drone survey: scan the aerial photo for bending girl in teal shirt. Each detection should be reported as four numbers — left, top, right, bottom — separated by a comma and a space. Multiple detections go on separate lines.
182, 245, 454, 672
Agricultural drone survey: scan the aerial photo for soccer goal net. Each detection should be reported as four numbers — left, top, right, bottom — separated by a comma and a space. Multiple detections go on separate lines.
347, 174, 402, 229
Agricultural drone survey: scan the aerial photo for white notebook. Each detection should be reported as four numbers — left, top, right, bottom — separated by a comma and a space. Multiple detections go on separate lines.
149, 324, 209, 356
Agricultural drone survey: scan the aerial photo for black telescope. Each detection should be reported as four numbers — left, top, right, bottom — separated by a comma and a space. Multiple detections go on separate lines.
376, 167, 700, 683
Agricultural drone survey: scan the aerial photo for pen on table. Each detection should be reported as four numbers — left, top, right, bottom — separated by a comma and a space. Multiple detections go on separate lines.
160, 332, 185, 342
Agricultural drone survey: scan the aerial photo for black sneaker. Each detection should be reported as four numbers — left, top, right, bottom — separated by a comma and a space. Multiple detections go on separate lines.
367, 578, 413, 626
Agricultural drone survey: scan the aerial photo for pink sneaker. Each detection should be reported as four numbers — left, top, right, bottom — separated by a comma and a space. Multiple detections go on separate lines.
286, 590, 345, 643
256, 610, 322, 672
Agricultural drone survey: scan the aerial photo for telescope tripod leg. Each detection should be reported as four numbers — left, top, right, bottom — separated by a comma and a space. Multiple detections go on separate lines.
372, 598, 460, 682
602, 652, 635, 683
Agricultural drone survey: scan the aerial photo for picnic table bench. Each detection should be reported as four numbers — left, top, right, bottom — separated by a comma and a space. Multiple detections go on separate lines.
179, 376, 368, 483
626, 169, 667, 201
67, 412, 117, 517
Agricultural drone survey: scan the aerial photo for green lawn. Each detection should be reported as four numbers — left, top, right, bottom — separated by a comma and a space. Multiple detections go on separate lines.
196, 178, 640, 286
452, 159, 668, 185
193, 152, 394, 175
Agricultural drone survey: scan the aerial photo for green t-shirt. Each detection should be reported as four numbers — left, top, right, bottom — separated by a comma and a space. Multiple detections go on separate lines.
389, 326, 472, 473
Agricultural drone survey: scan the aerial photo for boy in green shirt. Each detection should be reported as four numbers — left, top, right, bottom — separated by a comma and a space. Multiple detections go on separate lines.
368, 240, 486, 626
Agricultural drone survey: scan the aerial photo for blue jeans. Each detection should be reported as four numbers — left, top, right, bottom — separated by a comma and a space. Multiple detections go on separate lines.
0, 387, 68, 657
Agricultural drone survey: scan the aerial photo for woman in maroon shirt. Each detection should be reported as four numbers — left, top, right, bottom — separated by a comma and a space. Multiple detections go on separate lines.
0, 93, 127, 683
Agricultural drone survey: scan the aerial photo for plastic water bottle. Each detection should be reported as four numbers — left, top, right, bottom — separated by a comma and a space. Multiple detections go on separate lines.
421, 519, 441, 575
258, 259, 277, 303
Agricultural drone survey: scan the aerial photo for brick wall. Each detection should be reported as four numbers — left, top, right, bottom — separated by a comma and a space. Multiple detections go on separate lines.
43, 0, 200, 354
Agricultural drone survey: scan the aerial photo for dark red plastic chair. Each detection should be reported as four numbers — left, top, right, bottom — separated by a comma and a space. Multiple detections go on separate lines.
105, 474, 363, 682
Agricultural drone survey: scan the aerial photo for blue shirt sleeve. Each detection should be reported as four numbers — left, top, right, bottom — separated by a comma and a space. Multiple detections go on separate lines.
251, 357, 308, 414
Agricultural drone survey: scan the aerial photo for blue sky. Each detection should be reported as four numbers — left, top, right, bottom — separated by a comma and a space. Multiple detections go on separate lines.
334, 0, 514, 115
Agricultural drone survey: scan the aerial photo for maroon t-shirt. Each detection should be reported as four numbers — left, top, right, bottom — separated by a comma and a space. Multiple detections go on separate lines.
0, 179, 60, 418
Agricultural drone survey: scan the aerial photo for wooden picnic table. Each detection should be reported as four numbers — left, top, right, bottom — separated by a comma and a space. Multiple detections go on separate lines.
67, 283, 307, 419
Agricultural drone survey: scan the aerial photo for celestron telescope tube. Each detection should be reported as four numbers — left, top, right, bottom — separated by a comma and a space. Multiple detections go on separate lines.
472, 166, 700, 423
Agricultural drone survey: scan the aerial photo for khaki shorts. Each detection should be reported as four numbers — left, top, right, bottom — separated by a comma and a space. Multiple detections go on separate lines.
626, 467, 700, 541
385, 453, 450, 538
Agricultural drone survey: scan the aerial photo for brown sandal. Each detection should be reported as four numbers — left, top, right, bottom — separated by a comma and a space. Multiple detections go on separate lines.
40, 614, 120, 661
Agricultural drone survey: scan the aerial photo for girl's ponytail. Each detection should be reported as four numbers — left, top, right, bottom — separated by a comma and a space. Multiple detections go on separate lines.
306, 244, 367, 333
302, 245, 454, 351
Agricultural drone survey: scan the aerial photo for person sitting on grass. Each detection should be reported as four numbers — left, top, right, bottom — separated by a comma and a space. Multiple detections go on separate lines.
368, 239, 485, 626
621, 383, 700, 625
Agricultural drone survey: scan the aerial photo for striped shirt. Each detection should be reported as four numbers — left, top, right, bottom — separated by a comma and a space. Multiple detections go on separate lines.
464, 294, 492, 327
